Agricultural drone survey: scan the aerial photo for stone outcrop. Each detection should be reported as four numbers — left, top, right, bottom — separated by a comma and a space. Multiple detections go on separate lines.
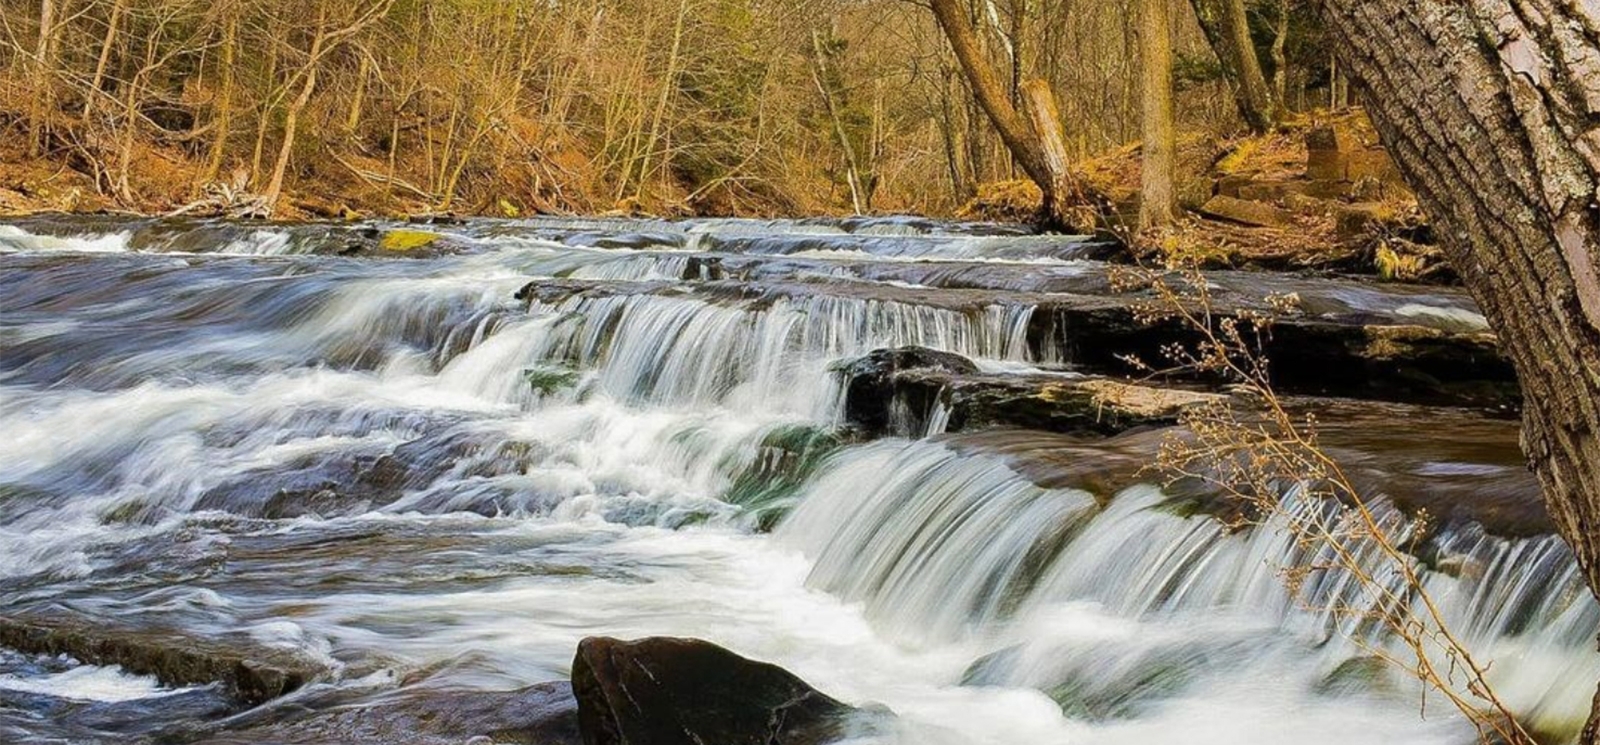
838, 349, 1222, 438
522, 278, 1520, 409
836, 347, 979, 435
1199, 195, 1294, 228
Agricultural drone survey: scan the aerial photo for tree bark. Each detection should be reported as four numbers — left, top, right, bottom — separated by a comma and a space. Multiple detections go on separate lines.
1312, 1, 1600, 737
1190, 0, 1277, 132
930, 0, 1076, 226
1021, 79, 1077, 221
812, 29, 869, 214
1140, 0, 1177, 229
204, 4, 238, 184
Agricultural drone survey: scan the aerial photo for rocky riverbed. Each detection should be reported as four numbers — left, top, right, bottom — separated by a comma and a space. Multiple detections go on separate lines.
0, 216, 1592, 744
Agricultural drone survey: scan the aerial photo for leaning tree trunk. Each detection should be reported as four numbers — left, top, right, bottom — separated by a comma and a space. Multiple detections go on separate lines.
1313, 1, 1600, 739
929, 0, 1077, 227
1190, 0, 1277, 132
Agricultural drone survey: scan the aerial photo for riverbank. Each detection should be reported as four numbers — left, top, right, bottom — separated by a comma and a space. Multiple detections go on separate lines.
0, 109, 1445, 283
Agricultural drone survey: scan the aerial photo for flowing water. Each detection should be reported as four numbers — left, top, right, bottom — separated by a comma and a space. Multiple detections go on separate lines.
0, 217, 1592, 744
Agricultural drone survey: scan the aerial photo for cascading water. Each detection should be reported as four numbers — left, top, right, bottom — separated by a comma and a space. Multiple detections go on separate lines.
779, 440, 1597, 740
0, 218, 1593, 744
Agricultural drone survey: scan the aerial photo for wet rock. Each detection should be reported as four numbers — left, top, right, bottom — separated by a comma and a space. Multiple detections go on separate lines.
723, 425, 844, 530
939, 396, 1553, 538
842, 362, 1222, 439
0, 685, 237, 742
1033, 302, 1517, 408
572, 636, 880, 745
837, 347, 979, 435
0, 612, 329, 706
193, 681, 580, 745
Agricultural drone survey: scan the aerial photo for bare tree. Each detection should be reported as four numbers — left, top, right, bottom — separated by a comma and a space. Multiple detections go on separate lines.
28, 0, 59, 155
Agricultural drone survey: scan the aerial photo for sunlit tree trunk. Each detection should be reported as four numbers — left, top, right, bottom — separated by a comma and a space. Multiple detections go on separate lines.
84, 0, 128, 119
261, 17, 329, 214
1140, 0, 1177, 229
204, 3, 239, 184
1312, 1, 1600, 738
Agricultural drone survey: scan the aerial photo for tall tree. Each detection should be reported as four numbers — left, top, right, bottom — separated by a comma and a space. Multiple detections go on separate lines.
1190, 0, 1277, 132
1140, 0, 1177, 229
1311, 1, 1600, 739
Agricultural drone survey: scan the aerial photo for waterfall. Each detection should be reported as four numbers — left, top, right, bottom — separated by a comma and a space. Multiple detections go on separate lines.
778, 438, 1600, 739
0, 216, 1593, 745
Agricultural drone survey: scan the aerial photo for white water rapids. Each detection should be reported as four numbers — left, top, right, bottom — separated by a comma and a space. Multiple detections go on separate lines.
0, 218, 1592, 744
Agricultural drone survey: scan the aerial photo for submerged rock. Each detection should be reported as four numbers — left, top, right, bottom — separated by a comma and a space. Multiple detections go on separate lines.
193, 681, 580, 745
572, 636, 882, 745
0, 612, 329, 706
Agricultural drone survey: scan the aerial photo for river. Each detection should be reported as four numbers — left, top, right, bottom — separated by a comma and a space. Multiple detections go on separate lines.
0, 216, 1593, 744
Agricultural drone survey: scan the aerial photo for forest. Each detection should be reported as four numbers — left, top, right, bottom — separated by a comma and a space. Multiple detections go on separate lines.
0, 0, 1337, 219
3, 1, 1600, 745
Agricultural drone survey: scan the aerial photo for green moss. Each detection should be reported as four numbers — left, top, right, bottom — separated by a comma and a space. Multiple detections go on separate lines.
1215, 140, 1261, 174
379, 229, 442, 252
523, 366, 580, 395
722, 425, 843, 531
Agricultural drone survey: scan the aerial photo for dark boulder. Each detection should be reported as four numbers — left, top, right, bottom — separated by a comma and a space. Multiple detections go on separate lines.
572, 636, 875, 745
836, 346, 979, 435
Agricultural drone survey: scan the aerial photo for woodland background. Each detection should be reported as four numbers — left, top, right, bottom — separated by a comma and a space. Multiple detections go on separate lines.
0, 0, 1339, 218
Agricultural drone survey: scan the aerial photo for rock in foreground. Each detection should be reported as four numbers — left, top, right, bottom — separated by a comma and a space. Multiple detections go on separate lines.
573, 636, 879, 745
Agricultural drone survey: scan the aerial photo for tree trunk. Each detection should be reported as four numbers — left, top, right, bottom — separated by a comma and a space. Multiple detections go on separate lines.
1312, 1, 1600, 738
262, 24, 329, 214
812, 29, 868, 214
1021, 79, 1077, 220
1190, 0, 1276, 132
1140, 0, 1177, 229
204, 5, 238, 184
930, 0, 1075, 226
84, 0, 127, 119
29, 0, 59, 156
